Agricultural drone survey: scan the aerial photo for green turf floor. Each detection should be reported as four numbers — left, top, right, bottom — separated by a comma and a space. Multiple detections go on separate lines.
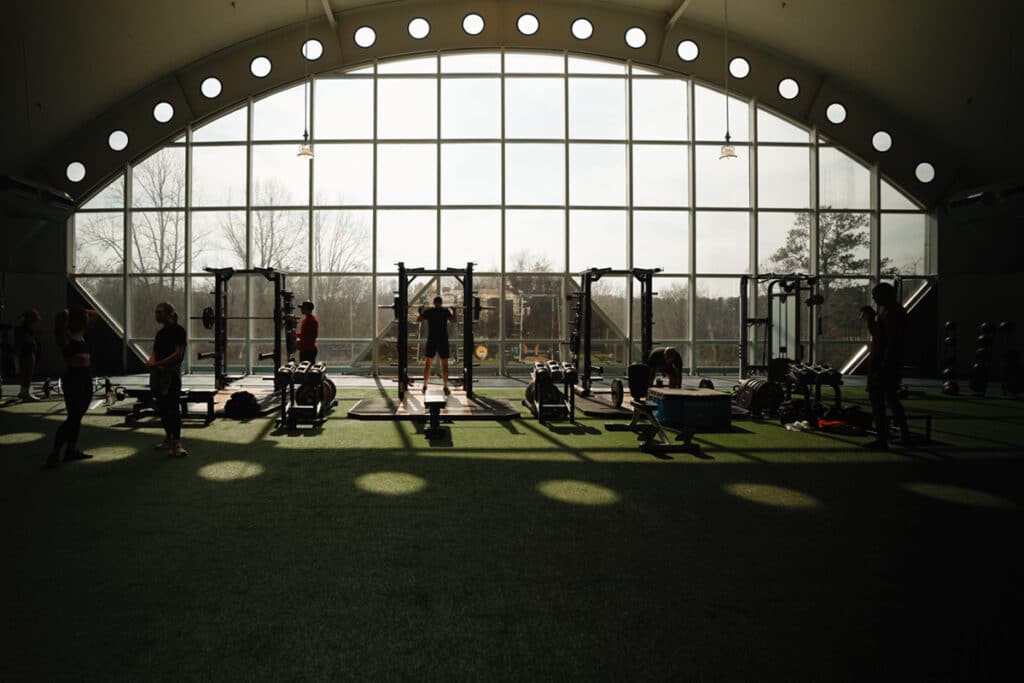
2, 388, 1022, 681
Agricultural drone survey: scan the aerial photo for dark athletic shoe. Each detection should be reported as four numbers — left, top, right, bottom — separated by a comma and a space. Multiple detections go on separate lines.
861, 440, 889, 451
64, 450, 94, 462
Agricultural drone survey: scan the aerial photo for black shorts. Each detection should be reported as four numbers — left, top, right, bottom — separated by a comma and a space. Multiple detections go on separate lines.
425, 340, 450, 360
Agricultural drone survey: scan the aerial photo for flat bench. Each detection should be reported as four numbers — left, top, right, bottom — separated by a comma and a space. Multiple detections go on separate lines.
122, 387, 216, 425
607, 399, 702, 456
423, 392, 448, 439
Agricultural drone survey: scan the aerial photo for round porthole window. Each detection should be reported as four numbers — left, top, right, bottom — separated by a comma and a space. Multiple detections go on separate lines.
302, 39, 323, 60
201, 77, 222, 98
408, 18, 430, 40
676, 40, 699, 62
250, 56, 272, 78
462, 13, 484, 36
354, 26, 376, 48
915, 162, 935, 183
826, 102, 847, 124
66, 162, 86, 183
108, 130, 129, 152
872, 131, 893, 152
625, 27, 647, 49
729, 57, 750, 79
571, 18, 593, 40
778, 78, 799, 100
517, 14, 539, 36
153, 101, 174, 123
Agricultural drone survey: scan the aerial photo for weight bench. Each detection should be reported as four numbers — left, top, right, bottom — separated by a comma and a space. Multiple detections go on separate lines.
124, 387, 216, 425
607, 399, 702, 456
423, 392, 448, 440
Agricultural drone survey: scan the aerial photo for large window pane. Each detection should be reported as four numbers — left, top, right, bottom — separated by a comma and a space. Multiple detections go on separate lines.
584, 275, 628, 341
694, 85, 749, 142
252, 145, 309, 206
758, 146, 810, 209
817, 278, 871, 342
376, 210, 436, 271
378, 55, 437, 74
192, 146, 246, 207
505, 52, 563, 73
441, 210, 500, 272
315, 79, 373, 139
252, 274, 309, 339
314, 210, 371, 272
441, 51, 501, 73
75, 277, 124, 328
74, 213, 123, 273
193, 106, 247, 143
568, 78, 626, 140
694, 277, 741, 340
378, 79, 437, 139
314, 144, 373, 205
569, 144, 626, 206
190, 276, 247, 342
441, 144, 501, 205
314, 276, 374, 338
758, 212, 809, 273
505, 79, 564, 139
132, 148, 185, 209
441, 79, 500, 138
819, 212, 870, 275
192, 211, 246, 271
253, 84, 306, 141
881, 180, 919, 210
631, 79, 687, 141
377, 144, 437, 205
640, 276, 689, 340
130, 276, 185, 338
81, 176, 124, 210
505, 275, 562, 341
696, 145, 749, 207
132, 211, 185, 273
756, 108, 808, 143
250, 210, 308, 271
881, 213, 928, 275
569, 210, 627, 271
506, 210, 564, 271
506, 144, 564, 205
696, 211, 749, 274
819, 147, 870, 210
633, 211, 688, 273
633, 145, 688, 207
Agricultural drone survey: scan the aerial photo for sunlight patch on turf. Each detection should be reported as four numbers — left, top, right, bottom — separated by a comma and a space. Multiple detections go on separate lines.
82, 445, 137, 462
197, 460, 265, 481
724, 482, 822, 509
0, 431, 46, 446
355, 471, 427, 496
536, 479, 620, 506
903, 482, 1016, 509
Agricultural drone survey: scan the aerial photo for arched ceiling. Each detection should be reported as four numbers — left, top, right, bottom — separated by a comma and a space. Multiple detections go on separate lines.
1, 0, 1021, 196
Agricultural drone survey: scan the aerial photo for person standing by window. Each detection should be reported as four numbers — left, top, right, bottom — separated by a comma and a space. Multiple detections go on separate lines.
14, 309, 42, 402
861, 283, 910, 449
47, 306, 96, 467
295, 300, 319, 364
416, 297, 456, 394
148, 303, 188, 458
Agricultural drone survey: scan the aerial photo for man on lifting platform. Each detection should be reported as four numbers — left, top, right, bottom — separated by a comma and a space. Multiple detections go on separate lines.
417, 296, 457, 395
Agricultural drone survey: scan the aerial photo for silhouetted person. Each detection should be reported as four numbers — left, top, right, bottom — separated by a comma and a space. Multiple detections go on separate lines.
416, 296, 456, 394
14, 309, 42, 401
862, 283, 910, 449
296, 300, 319, 364
47, 306, 96, 467
647, 346, 683, 389
148, 303, 188, 458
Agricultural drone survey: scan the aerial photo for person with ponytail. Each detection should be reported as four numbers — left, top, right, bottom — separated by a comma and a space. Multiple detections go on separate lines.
148, 302, 188, 458
47, 306, 96, 467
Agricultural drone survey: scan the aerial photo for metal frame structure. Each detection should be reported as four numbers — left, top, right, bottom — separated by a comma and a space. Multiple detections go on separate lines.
68, 48, 936, 378
195, 266, 292, 390
574, 267, 660, 395
738, 273, 820, 381
391, 261, 478, 401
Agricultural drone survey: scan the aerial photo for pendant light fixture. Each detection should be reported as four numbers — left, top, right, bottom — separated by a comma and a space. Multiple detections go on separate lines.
297, 0, 314, 160
719, 0, 737, 160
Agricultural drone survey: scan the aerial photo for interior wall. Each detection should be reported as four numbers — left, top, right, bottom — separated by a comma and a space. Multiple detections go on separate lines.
938, 196, 1024, 377
0, 207, 69, 378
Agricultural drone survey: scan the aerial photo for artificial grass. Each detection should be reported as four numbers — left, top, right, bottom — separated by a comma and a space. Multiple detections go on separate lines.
1, 387, 1022, 681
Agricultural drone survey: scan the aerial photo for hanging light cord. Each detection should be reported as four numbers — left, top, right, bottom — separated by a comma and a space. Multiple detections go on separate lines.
724, 0, 730, 142
303, 0, 310, 139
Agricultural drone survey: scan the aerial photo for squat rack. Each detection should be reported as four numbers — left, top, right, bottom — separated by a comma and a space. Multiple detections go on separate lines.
384, 262, 488, 401
738, 273, 821, 382
194, 266, 295, 390
571, 267, 661, 396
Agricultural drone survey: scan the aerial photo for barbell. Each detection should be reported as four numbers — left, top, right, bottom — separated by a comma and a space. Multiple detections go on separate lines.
190, 306, 298, 330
